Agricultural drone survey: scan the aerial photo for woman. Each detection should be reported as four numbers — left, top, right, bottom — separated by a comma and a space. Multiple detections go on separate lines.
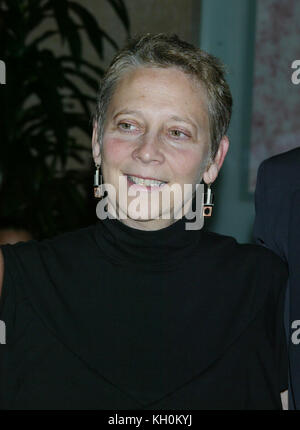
0, 33, 288, 410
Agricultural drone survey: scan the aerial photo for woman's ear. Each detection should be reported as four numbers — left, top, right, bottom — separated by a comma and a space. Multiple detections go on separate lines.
92, 120, 101, 165
203, 135, 229, 184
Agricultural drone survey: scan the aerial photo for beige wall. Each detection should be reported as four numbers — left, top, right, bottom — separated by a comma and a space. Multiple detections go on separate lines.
124, 0, 199, 43
82, 0, 200, 68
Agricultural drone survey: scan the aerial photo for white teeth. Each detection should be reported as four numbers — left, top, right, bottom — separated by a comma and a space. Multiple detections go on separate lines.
127, 175, 166, 187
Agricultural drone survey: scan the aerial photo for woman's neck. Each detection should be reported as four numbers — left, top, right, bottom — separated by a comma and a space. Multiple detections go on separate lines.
117, 216, 177, 231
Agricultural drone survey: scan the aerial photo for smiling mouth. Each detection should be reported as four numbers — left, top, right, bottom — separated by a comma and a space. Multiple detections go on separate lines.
125, 174, 168, 188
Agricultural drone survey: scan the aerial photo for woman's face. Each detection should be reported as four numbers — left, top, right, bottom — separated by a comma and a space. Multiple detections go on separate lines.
96, 66, 213, 230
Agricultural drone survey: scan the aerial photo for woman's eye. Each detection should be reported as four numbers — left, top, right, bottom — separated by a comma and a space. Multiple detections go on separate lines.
118, 122, 136, 131
170, 129, 189, 139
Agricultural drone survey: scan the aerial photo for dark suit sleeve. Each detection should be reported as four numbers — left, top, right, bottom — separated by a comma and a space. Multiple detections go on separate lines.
253, 160, 284, 259
265, 257, 289, 394
254, 163, 289, 394
253, 160, 268, 246
276, 283, 289, 393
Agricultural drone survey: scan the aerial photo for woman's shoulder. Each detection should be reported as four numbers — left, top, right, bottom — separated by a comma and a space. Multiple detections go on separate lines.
201, 230, 288, 322
204, 229, 286, 262
0, 223, 101, 285
202, 229, 288, 284
1, 223, 97, 256
0, 223, 103, 309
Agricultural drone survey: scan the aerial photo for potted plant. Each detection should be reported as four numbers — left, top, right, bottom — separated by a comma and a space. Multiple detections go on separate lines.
0, 0, 130, 239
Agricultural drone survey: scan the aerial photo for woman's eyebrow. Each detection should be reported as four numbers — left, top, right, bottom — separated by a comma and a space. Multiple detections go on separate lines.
169, 115, 198, 132
112, 109, 143, 120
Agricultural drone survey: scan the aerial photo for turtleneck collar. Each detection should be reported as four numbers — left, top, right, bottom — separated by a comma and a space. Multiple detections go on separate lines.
94, 205, 204, 272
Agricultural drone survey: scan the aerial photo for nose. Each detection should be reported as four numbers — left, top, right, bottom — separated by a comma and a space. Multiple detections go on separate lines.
131, 132, 165, 165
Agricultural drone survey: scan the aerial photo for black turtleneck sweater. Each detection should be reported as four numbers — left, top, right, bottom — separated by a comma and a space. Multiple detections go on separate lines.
0, 213, 288, 409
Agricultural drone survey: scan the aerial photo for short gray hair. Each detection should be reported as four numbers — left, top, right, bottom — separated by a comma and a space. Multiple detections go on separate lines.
94, 33, 232, 160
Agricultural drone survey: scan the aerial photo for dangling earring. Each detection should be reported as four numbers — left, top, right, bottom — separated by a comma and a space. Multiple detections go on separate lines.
94, 163, 103, 199
203, 183, 214, 217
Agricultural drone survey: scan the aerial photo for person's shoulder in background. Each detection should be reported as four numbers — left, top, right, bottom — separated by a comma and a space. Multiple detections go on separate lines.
258, 146, 300, 184
254, 146, 300, 257
262, 146, 300, 167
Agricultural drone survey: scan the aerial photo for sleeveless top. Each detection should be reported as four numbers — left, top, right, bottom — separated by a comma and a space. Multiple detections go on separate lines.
0, 214, 288, 409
